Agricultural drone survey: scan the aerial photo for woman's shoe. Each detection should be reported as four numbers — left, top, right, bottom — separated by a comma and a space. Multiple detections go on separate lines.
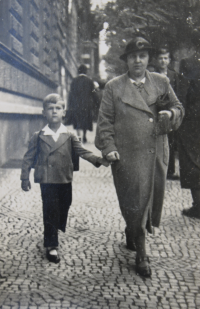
46, 248, 60, 264
136, 256, 151, 277
83, 137, 87, 143
182, 205, 200, 219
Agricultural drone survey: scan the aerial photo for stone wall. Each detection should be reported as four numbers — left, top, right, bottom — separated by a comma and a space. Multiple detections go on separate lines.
0, 0, 81, 166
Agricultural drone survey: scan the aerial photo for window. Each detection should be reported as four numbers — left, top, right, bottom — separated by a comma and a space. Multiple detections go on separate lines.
68, 0, 72, 13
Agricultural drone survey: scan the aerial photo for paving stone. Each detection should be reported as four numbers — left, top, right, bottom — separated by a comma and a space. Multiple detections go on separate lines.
0, 127, 199, 309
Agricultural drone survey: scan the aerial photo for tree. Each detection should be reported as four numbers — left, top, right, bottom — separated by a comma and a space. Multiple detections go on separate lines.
94, 0, 200, 76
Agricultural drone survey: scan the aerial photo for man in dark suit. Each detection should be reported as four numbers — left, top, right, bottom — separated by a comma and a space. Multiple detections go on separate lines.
156, 46, 180, 180
179, 29, 200, 219
67, 64, 95, 143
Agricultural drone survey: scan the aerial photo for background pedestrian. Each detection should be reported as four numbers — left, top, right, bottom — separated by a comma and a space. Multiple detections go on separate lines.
67, 64, 96, 143
155, 46, 180, 180
179, 29, 200, 219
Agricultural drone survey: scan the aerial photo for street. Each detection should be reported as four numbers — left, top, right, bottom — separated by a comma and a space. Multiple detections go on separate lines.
0, 127, 200, 309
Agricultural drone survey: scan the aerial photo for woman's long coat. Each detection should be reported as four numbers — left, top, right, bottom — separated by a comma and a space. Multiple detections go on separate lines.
95, 71, 184, 236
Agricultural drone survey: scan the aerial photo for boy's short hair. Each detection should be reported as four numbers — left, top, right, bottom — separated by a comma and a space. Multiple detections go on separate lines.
156, 46, 171, 58
43, 93, 65, 109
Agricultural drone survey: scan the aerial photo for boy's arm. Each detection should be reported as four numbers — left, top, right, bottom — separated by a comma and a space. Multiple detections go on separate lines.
21, 132, 39, 183
71, 133, 109, 167
21, 180, 31, 191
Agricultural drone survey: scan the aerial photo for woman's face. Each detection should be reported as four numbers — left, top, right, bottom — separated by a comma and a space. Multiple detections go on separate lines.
127, 50, 149, 78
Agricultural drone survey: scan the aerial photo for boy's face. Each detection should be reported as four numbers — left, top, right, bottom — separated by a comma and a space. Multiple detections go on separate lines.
157, 52, 171, 70
43, 102, 65, 124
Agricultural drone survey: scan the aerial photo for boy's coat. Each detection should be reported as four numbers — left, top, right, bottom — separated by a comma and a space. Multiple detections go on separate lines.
21, 131, 99, 183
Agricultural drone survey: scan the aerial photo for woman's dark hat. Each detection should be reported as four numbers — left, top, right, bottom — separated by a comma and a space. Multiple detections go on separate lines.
120, 37, 152, 61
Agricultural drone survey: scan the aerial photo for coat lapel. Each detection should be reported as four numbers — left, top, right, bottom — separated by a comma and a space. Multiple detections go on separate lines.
143, 71, 159, 107
39, 132, 71, 153
121, 73, 153, 114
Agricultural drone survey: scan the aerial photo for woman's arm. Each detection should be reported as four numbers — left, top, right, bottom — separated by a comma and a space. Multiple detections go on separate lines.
155, 78, 185, 136
167, 82, 185, 131
95, 82, 118, 157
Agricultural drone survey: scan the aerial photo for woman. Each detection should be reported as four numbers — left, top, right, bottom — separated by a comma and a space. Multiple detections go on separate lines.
67, 64, 95, 143
95, 37, 184, 277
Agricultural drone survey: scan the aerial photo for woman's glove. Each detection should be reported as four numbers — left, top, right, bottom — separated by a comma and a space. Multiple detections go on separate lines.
106, 151, 120, 162
154, 110, 173, 136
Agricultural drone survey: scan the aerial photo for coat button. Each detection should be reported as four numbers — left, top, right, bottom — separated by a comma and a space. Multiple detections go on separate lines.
149, 118, 154, 122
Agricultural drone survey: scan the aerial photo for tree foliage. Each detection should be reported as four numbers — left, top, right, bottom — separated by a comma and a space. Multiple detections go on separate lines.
94, 0, 200, 76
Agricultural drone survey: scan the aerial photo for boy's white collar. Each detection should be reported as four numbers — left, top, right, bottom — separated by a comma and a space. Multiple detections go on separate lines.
42, 123, 68, 135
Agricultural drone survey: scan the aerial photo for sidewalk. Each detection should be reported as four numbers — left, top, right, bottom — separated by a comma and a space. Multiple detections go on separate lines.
0, 127, 200, 309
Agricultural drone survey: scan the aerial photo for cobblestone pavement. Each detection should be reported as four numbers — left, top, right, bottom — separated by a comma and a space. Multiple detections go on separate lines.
0, 126, 200, 309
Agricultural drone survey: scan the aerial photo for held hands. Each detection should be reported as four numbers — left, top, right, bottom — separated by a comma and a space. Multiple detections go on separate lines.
21, 180, 31, 191
106, 151, 120, 162
96, 157, 110, 167
96, 153, 118, 168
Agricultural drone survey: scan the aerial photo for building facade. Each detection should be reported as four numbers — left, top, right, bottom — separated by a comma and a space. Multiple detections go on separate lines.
0, 0, 99, 166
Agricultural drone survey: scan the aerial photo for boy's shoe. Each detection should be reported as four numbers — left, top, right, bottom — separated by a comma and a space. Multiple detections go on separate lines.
46, 248, 60, 264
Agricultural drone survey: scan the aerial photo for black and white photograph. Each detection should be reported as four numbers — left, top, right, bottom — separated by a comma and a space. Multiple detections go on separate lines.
0, 0, 200, 308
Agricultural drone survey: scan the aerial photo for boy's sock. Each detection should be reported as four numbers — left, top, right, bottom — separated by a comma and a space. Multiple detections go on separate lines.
48, 247, 58, 255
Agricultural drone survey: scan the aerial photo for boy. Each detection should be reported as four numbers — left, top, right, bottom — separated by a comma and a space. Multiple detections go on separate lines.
21, 93, 108, 263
